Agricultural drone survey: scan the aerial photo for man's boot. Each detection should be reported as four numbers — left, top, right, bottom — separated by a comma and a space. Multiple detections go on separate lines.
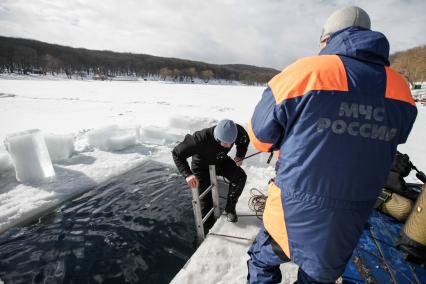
225, 186, 241, 222
225, 169, 246, 223
225, 200, 238, 222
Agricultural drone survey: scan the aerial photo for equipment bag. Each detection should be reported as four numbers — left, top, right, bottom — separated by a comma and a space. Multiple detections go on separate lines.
397, 184, 426, 264
376, 189, 414, 222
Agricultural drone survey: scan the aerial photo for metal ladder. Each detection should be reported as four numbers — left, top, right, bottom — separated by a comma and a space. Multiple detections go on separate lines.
191, 165, 220, 245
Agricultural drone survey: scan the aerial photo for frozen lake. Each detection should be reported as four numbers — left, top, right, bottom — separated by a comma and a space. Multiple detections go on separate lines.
0, 79, 264, 140
0, 78, 424, 283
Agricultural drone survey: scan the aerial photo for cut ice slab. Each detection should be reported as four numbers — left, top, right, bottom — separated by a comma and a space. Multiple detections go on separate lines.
87, 125, 139, 151
140, 126, 188, 145
4, 129, 55, 184
106, 134, 137, 151
0, 152, 13, 173
44, 133, 75, 162
120, 124, 141, 141
168, 115, 216, 133
87, 125, 119, 150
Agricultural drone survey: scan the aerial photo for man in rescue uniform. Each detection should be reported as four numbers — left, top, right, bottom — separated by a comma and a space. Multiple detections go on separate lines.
172, 119, 249, 224
247, 6, 417, 284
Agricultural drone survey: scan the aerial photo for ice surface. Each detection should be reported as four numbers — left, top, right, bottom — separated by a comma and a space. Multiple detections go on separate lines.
87, 125, 138, 151
168, 115, 216, 133
4, 129, 55, 184
44, 134, 75, 162
0, 152, 13, 173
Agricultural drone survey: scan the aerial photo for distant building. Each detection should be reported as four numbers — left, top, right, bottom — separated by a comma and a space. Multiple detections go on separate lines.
23, 68, 44, 75
92, 74, 108, 81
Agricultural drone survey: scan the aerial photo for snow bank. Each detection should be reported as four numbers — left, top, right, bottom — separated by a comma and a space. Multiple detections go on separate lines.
4, 129, 55, 184
45, 133, 75, 162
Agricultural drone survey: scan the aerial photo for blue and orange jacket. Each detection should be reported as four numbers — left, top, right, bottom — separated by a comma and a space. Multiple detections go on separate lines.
248, 27, 417, 282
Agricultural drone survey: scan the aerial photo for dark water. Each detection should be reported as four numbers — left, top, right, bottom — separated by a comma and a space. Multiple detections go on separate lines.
0, 160, 196, 284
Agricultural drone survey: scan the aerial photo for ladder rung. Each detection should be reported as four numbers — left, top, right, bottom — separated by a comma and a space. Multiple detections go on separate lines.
199, 185, 213, 200
202, 207, 215, 224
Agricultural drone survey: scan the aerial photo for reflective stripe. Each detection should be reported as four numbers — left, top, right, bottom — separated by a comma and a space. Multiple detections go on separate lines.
269, 55, 349, 104
263, 181, 290, 258
385, 67, 416, 106
247, 120, 273, 152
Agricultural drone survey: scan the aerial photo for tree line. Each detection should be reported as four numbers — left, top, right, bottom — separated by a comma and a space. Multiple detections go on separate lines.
390, 45, 426, 87
0, 36, 278, 84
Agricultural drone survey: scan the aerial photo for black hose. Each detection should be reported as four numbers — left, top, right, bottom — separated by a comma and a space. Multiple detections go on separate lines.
409, 161, 426, 184
241, 151, 262, 161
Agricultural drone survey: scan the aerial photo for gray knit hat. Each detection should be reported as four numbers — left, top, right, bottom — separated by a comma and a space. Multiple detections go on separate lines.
214, 119, 237, 144
320, 6, 371, 42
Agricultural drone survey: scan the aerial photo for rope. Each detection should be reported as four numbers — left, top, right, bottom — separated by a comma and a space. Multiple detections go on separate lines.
248, 188, 267, 220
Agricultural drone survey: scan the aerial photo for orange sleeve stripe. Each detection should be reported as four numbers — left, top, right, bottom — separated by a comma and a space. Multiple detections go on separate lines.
263, 181, 291, 258
247, 120, 273, 152
269, 55, 349, 104
385, 67, 416, 106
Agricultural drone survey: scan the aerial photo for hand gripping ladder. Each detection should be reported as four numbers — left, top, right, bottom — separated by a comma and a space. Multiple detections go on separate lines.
191, 165, 220, 245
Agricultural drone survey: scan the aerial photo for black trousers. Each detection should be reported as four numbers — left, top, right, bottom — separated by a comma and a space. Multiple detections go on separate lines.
192, 157, 247, 230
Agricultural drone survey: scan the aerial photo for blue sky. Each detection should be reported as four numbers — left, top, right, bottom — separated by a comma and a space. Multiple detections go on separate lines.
0, 0, 425, 69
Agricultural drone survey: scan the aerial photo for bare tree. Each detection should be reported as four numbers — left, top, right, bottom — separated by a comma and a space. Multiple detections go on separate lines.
44, 54, 62, 75
200, 70, 214, 83
391, 46, 426, 87
159, 67, 173, 80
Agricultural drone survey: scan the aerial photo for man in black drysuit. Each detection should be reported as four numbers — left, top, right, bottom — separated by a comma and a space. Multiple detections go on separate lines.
172, 119, 249, 227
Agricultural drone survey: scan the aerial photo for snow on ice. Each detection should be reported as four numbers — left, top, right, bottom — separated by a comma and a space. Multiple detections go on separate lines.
0, 78, 425, 283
